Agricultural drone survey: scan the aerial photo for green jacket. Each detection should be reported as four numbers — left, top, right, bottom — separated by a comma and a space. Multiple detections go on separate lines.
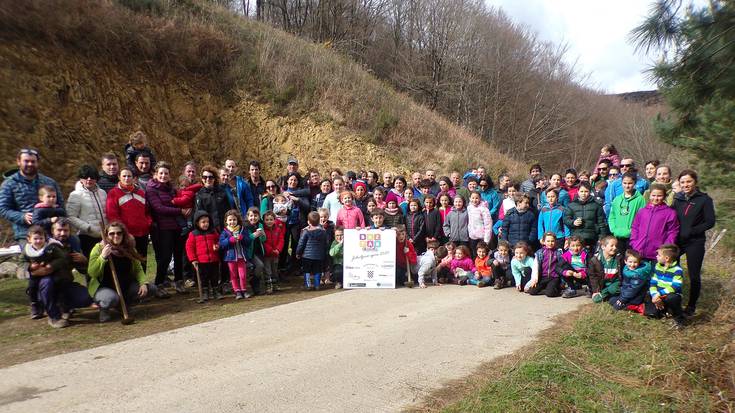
329, 241, 343, 266
245, 222, 266, 259
608, 191, 646, 238
563, 196, 609, 243
87, 242, 146, 297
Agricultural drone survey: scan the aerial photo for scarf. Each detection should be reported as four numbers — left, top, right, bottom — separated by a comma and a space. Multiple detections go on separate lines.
226, 224, 241, 236
119, 182, 136, 192
385, 205, 400, 216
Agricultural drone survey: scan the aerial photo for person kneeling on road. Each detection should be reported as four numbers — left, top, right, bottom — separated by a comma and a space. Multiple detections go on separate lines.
87, 222, 157, 322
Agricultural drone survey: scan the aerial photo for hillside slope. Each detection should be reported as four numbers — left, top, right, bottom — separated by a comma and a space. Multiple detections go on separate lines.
0, 0, 523, 191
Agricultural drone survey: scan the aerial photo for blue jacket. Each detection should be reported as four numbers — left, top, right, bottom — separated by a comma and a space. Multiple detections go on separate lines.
620, 262, 651, 304
501, 207, 537, 245
537, 205, 569, 240
218, 227, 251, 262
0, 171, 64, 240
296, 227, 328, 261
540, 189, 570, 207
223, 176, 255, 217
480, 189, 501, 219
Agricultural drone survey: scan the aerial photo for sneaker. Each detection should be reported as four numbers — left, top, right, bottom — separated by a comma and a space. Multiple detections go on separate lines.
174, 280, 187, 294
493, 279, 503, 290
184, 278, 196, 288
477, 281, 487, 288
592, 293, 603, 304
243, 291, 253, 299
30, 302, 44, 319
683, 306, 696, 317
99, 309, 112, 323
155, 285, 171, 299
266, 285, 274, 295
48, 318, 69, 328
335, 282, 342, 289
562, 288, 577, 299
235, 291, 243, 300
61, 312, 71, 321
213, 289, 224, 300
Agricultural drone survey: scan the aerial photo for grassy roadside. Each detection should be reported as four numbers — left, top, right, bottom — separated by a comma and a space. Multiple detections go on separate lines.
409, 249, 735, 412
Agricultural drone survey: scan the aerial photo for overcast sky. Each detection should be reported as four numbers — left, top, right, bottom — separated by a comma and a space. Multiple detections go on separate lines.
484, 0, 682, 93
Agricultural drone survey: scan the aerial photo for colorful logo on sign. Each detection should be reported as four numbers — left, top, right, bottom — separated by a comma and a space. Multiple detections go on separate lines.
359, 233, 382, 251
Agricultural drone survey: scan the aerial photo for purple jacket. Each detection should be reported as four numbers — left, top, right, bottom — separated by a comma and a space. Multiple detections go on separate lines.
630, 203, 679, 260
146, 179, 183, 231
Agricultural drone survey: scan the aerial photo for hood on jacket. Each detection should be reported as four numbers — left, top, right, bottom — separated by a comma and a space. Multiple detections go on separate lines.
192, 210, 214, 234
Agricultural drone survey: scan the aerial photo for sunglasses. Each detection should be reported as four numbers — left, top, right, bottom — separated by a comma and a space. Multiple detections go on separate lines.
202, 175, 215, 180
266, 185, 277, 189
18, 148, 39, 157
620, 164, 632, 167
107, 231, 123, 236
598, 167, 608, 171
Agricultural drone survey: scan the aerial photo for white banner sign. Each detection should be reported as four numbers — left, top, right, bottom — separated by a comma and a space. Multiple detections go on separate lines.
343, 229, 396, 289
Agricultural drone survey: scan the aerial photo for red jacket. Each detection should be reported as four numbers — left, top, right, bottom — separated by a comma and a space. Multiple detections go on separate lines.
172, 183, 203, 208
396, 239, 417, 269
263, 220, 286, 258
185, 229, 220, 263
105, 184, 152, 237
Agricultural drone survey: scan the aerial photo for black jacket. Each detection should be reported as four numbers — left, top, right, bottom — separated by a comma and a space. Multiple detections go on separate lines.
424, 209, 443, 240
673, 190, 715, 245
195, 186, 231, 230
97, 172, 118, 193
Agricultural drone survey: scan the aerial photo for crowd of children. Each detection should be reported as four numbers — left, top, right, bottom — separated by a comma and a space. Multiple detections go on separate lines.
2, 136, 717, 330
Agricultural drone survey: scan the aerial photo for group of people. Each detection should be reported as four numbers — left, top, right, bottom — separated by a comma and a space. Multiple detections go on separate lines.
0, 136, 715, 330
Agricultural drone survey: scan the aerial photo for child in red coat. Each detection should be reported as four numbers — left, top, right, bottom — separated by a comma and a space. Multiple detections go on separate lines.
172, 176, 203, 209
262, 211, 285, 293
396, 225, 417, 287
185, 211, 220, 302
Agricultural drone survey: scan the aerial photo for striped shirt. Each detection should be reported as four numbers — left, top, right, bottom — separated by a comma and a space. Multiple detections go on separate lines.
649, 262, 683, 298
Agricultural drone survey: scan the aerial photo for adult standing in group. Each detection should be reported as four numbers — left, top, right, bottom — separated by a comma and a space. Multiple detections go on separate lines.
437, 176, 456, 200
604, 159, 649, 215
589, 159, 611, 189
106, 167, 152, 262
411, 172, 423, 199
386, 176, 407, 205
259, 179, 280, 215
540, 173, 570, 207
379, 171, 393, 193
134, 153, 153, 190
323, 178, 345, 223
67, 165, 107, 258
425, 170, 440, 196
478, 176, 501, 219
281, 173, 310, 273
643, 165, 675, 206
195, 165, 231, 231
183, 161, 197, 184
248, 160, 266, 203
98, 153, 119, 193
222, 159, 255, 218
88, 222, 159, 322
673, 169, 716, 316
146, 161, 188, 296
644, 160, 659, 183
277, 157, 305, 190
519, 164, 541, 194
0, 148, 64, 242
563, 182, 608, 249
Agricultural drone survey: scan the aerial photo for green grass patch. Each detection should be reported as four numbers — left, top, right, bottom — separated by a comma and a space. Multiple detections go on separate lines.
439, 275, 731, 413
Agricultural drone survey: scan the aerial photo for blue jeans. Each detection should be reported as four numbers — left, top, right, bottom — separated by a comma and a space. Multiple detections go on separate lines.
467, 276, 492, 285
37, 277, 93, 320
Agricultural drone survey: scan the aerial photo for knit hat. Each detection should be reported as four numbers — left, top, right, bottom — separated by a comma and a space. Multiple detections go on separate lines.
353, 181, 367, 192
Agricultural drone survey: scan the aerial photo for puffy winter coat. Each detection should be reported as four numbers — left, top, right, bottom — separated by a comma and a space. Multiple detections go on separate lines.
32, 203, 66, 232
106, 184, 151, 237
563, 197, 608, 244
67, 182, 107, 237
219, 226, 251, 262
501, 207, 536, 245
185, 212, 220, 263
443, 207, 469, 242
405, 211, 426, 250
336, 205, 365, 229
0, 171, 64, 239
587, 252, 623, 294
467, 203, 493, 242
630, 203, 679, 260
97, 172, 118, 193
620, 262, 651, 304
194, 185, 231, 230
296, 227, 328, 261
424, 208, 443, 240
146, 179, 183, 231
172, 183, 203, 209
672, 190, 715, 246
263, 220, 286, 258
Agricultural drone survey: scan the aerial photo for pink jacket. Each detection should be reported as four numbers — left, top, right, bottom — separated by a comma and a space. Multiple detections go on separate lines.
450, 257, 476, 273
336, 205, 365, 229
467, 203, 493, 242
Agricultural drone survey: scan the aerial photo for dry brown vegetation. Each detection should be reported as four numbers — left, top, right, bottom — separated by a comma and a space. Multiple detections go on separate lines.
0, 0, 523, 183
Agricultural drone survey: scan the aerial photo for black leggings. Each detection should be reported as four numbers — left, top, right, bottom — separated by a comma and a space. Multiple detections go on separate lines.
150, 229, 184, 285
279, 223, 301, 270
680, 241, 705, 310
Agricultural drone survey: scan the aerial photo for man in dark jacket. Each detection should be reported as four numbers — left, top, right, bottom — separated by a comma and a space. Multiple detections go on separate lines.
98, 152, 119, 193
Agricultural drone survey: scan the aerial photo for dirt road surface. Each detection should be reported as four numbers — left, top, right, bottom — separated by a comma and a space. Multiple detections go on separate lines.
0, 286, 585, 412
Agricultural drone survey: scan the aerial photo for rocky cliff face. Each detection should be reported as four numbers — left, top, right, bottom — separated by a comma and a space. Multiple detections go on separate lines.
0, 42, 399, 194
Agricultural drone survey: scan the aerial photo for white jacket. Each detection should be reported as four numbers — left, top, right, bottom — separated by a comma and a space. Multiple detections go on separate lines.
67, 181, 107, 237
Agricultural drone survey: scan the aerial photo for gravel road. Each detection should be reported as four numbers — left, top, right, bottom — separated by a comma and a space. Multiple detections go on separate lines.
0, 286, 585, 412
